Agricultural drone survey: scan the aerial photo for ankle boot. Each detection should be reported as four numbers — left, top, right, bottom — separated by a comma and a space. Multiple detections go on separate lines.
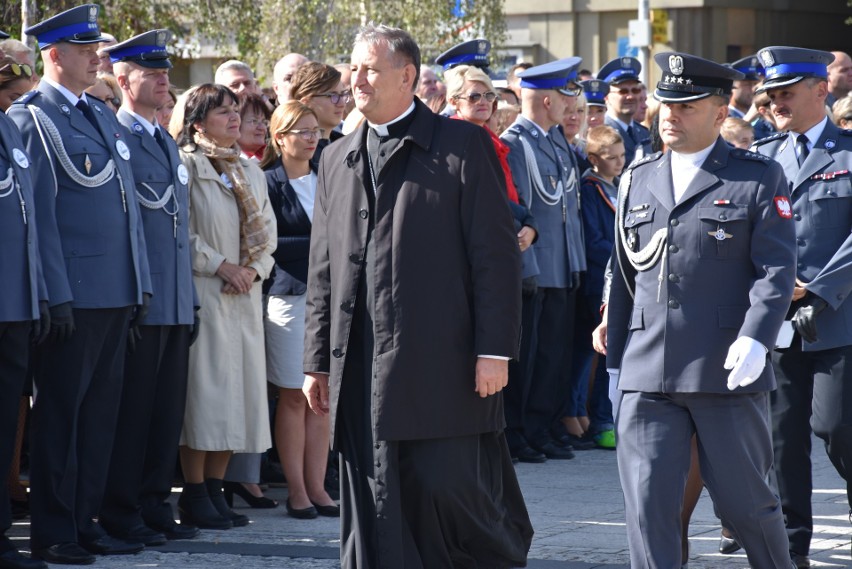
205, 478, 249, 527
177, 482, 233, 530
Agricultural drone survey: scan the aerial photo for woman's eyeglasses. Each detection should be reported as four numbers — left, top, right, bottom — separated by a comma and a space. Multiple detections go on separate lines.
283, 128, 325, 141
0, 62, 33, 78
244, 118, 270, 128
457, 91, 497, 104
315, 91, 352, 105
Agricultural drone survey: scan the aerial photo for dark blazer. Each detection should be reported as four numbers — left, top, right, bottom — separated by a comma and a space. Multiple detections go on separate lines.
264, 161, 315, 296
580, 172, 617, 296
0, 113, 46, 322
8, 83, 152, 309
608, 138, 796, 393
303, 99, 522, 442
752, 121, 852, 352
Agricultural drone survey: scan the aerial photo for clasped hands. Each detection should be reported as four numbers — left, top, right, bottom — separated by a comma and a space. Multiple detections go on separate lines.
217, 261, 257, 294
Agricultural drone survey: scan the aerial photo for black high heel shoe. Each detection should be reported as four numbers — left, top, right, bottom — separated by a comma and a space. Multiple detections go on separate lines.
223, 481, 279, 509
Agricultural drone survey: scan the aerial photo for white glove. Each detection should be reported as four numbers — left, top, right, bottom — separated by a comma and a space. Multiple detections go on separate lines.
724, 336, 767, 391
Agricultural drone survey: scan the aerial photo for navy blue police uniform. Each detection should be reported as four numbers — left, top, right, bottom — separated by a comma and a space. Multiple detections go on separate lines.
597, 57, 652, 166
0, 67, 50, 568
608, 52, 797, 569
750, 46, 852, 563
96, 30, 200, 545
501, 58, 586, 460
6, 5, 152, 563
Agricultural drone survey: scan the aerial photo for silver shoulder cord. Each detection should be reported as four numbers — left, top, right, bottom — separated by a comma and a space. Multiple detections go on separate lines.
0, 167, 28, 224
615, 167, 669, 302
518, 135, 563, 206
27, 104, 128, 213
137, 182, 179, 238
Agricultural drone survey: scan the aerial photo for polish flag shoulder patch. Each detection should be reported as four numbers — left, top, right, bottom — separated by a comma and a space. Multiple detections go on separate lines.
774, 196, 792, 219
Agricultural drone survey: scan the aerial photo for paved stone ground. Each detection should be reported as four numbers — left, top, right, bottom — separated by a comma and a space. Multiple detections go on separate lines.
9, 434, 851, 567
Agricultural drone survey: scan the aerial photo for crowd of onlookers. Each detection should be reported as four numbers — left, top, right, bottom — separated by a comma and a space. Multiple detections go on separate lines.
1, 10, 852, 566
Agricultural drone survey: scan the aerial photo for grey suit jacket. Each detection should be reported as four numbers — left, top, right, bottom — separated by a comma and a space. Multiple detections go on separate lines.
752, 121, 852, 351
608, 137, 796, 393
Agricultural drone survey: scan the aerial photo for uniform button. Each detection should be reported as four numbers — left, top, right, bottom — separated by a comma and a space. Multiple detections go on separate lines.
796, 238, 805, 246
827, 190, 835, 196
718, 214, 727, 220
670, 219, 679, 227
794, 214, 801, 221
359, 209, 368, 219
379, 151, 386, 157
349, 253, 363, 263
178, 244, 183, 249
838, 294, 845, 301
340, 300, 353, 312
668, 245, 679, 253
331, 348, 344, 358
668, 274, 679, 283
668, 299, 679, 309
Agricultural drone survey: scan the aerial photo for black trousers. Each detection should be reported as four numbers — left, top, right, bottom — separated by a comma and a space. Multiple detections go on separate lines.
770, 340, 852, 556
504, 288, 538, 452
100, 325, 191, 533
30, 307, 132, 549
0, 321, 31, 538
524, 286, 576, 447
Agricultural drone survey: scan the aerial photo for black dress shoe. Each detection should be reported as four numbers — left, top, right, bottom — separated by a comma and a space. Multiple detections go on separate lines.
310, 501, 340, 517
31, 543, 95, 565
560, 433, 596, 451
511, 445, 547, 463
718, 532, 741, 554
286, 499, 318, 519
790, 552, 810, 568
112, 525, 167, 546
145, 520, 199, 541
80, 536, 144, 555
0, 549, 47, 569
532, 441, 575, 459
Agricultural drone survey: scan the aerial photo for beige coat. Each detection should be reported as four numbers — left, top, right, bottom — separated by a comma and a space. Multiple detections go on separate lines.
180, 147, 276, 452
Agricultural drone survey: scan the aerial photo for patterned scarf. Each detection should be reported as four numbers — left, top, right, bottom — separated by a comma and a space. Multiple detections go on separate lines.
194, 132, 269, 266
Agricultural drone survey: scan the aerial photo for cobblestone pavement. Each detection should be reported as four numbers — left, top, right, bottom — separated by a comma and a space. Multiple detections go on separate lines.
9, 434, 850, 568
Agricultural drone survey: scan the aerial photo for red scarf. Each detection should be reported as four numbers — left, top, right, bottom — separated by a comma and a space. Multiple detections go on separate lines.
451, 115, 520, 204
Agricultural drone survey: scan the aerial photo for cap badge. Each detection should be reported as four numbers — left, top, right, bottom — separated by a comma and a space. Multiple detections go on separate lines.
760, 51, 774, 68
477, 40, 487, 54
621, 57, 631, 68
88, 5, 97, 21
669, 55, 684, 76
157, 31, 167, 46
750, 57, 759, 68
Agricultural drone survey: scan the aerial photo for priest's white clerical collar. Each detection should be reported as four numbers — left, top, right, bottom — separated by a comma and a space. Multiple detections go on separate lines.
367, 102, 416, 136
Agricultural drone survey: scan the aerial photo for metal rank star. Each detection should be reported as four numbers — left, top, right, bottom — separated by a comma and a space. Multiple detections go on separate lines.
709, 226, 733, 241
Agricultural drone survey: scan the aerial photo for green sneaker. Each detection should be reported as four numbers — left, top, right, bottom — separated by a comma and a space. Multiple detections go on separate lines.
594, 429, 616, 450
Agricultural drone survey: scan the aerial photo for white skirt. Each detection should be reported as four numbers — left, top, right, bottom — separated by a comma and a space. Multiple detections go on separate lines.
265, 294, 307, 389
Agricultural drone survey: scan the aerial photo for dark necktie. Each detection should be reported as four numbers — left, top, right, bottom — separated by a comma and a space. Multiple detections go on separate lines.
626, 124, 636, 144
795, 133, 810, 167
75, 99, 99, 131
154, 128, 171, 160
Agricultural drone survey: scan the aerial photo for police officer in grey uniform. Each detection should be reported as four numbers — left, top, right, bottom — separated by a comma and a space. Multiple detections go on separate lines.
608, 52, 797, 569
501, 59, 586, 461
7, 4, 152, 564
750, 46, 852, 568
97, 29, 200, 546
598, 57, 652, 166
0, 30, 50, 569
726, 55, 763, 120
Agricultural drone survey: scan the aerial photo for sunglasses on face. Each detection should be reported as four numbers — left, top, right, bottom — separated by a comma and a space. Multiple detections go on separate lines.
0, 62, 33, 78
457, 91, 497, 104
316, 91, 352, 105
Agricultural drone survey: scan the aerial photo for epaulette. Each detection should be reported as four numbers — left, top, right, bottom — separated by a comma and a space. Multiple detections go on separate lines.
626, 151, 662, 170
750, 131, 786, 148
730, 147, 771, 162
11, 91, 39, 105
840, 129, 852, 137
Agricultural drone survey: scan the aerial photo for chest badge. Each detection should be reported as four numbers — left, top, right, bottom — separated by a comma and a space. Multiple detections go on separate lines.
12, 148, 29, 169
709, 226, 733, 241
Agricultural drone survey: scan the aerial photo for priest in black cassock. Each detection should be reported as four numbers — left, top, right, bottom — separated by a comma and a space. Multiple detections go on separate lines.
302, 24, 534, 569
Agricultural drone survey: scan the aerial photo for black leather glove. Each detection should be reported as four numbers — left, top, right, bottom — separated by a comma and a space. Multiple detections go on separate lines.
569, 271, 582, 292
127, 292, 152, 353
32, 300, 51, 344
792, 295, 828, 344
49, 301, 75, 342
189, 309, 201, 347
